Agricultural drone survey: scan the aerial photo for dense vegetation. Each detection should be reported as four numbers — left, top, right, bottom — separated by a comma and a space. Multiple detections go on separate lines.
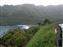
0, 25, 39, 47
0, 21, 56, 47
0, 4, 63, 25
26, 24, 56, 47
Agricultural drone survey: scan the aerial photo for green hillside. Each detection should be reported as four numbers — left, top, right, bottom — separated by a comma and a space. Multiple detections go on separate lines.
0, 23, 56, 47
0, 4, 63, 25
26, 24, 56, 47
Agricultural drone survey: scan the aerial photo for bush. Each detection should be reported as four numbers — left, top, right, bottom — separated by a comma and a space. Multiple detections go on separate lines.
1, 26, 39, 47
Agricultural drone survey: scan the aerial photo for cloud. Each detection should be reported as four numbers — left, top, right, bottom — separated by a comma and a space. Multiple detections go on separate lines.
0, 0, 63, 6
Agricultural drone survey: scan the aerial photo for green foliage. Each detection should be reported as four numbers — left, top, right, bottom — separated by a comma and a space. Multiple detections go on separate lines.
26, 24, 56, 47
37, 19, 52, 26
1, 23, 56, 47
27, 26, 39, 35
43, 19, 52, 24
2, 28, 27, 47
1, 26, 39, 47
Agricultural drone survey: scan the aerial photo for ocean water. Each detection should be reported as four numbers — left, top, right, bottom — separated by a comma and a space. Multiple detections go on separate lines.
0, 25, 31, 37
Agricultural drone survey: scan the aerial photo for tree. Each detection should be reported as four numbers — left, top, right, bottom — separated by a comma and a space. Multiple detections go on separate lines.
43, 19, 52, 25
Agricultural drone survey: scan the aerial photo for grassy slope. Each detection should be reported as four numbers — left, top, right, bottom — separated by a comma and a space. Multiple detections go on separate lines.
26, 24, 56, 47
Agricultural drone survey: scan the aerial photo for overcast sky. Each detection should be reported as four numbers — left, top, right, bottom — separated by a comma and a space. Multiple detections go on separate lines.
0, 0, 63, 6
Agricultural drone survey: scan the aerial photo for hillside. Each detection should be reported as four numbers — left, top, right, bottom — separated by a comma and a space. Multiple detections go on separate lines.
0, 4, 63, 25
26, 24, 56, 47
0, 23, 57, 47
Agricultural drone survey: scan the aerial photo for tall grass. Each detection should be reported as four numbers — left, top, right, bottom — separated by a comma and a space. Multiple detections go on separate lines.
26, 24, 56, 47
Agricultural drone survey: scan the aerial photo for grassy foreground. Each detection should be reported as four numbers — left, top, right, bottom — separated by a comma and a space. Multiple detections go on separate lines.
26, 24, 56, 47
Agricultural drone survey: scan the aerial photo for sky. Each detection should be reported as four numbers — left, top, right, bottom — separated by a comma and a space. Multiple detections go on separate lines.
0, 0, 63, 6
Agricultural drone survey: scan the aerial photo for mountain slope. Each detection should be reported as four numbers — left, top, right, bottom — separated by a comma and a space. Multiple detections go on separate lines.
26, 24, 56, 47
0, 4, 63, 25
